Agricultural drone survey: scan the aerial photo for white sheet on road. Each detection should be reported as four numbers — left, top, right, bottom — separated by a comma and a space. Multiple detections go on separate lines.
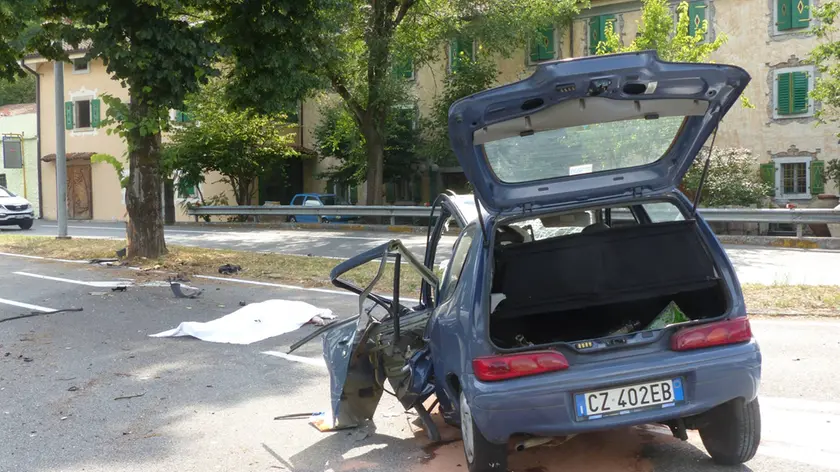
150, 300, 335, 345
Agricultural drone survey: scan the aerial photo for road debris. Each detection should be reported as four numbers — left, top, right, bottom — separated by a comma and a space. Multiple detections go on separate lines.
218, 264, 241, 275
0, 308, 84, 324
67, 386, 79, 392
150, 300, 335, 345
111, 286, 127, 292
89, 291, 108, 296
116, 248, 127, 258
170, 282, 203, 299
114, 392, 146, 401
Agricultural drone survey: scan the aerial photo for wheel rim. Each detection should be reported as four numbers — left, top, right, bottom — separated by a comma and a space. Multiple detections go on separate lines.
460, 393, 475, 464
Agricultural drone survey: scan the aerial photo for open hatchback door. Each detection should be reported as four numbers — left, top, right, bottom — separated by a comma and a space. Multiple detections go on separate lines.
447, 51, 750, 214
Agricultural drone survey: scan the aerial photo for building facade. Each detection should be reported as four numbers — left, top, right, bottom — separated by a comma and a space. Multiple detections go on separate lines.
0, 103, 40, 217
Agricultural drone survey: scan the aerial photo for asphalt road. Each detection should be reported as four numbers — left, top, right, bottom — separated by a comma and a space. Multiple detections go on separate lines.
0, 255, 838, 472
13, 219, 840, 286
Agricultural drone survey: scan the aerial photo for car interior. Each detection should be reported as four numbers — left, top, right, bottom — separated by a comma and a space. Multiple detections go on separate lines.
488, 201, 729, 349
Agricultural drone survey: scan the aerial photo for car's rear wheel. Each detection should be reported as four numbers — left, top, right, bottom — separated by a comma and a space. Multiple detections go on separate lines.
18, 220, 33, 230
699, 397, 761, 465
320, 217, 329, 224
288, 216, 296, 223
460, 392, 507, 472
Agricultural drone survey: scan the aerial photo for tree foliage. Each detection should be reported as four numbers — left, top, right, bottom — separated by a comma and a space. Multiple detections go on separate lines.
0, 0, 40, 82
682, 148, 771, 207
207, 0, 588, 204
162, 79, 301, 207
0, 74, 36, 106
30, 0, 219, 258
421, 56, 498, 167
314, 97, 423, 188
809, 1, 840, 125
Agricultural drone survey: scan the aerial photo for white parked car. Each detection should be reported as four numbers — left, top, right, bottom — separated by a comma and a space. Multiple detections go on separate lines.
0, 186, 35, 230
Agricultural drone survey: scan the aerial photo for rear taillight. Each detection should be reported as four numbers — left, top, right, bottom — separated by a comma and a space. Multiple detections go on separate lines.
670, 318, 752, 351
473, 351, 569, 382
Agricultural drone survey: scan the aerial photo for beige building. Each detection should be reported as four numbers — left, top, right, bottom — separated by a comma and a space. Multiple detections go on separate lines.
300, 0, 838, 206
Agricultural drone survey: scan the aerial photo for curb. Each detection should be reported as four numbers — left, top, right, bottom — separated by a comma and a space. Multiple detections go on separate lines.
717, 235, 840, 250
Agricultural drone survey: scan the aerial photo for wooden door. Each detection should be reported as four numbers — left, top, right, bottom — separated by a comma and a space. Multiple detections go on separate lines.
67, 163, 93, 220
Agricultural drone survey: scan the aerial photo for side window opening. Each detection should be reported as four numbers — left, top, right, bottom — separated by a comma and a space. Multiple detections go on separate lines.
438, 226, 476, 303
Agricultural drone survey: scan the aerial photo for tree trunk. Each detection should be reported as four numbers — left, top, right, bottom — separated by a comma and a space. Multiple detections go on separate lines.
362, 120, 386, 205
163, 178, 176, 226
125, 101, 167, 258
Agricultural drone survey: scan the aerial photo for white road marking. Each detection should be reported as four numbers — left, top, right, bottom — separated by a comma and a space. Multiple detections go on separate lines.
195, 274, 355, 297
0, 297, 55, 312
13, 271, 130, 288
0, 251, 85, 264
262, 351, 327, 367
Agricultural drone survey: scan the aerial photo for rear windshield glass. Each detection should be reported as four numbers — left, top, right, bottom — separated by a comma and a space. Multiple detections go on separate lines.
483, 116, 684, 184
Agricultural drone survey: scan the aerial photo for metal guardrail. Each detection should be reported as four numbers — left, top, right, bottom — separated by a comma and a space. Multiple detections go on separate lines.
188, 204, 840, 232
188, 205, 437, 224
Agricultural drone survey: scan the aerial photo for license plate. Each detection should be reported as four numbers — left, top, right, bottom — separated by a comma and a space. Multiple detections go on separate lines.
574, 378, 684, 421
13, 215, 26, 219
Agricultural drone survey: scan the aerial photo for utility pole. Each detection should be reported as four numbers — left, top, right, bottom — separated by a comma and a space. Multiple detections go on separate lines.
54, 59, 68, 238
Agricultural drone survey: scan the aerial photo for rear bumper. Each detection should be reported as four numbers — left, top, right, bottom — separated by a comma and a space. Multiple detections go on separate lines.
0, 212, 34, 225
466, 340, 761, 444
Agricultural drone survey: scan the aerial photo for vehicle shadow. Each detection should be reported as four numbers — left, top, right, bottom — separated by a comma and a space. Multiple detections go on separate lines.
281, 408, 758, 472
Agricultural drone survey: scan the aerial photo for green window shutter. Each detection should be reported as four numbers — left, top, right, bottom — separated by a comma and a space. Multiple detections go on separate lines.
589, 17, 601, 54
777, 72, 792, 115
810, 160, 825, 195
450, 37, 473, 71
791, 71, 809, 114
64, 101, 74, 130
590, 15, 616, 55
530, 26, 555, 62
792, 0, 810, 28
760, 163, 776, 195
412, 175, 422, 203
688, 1, 706, 37
90, 99, 101, 128
393, 58, 414, 79
385, 182, 396, 203
777, 0, 793, 30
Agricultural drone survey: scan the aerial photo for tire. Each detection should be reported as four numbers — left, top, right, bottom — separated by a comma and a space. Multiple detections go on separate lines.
460, 392, 507, 472
699, 397, 761, 465
288, 216, 296, 223
18, 220, 33, 230
320, 217, 329, 224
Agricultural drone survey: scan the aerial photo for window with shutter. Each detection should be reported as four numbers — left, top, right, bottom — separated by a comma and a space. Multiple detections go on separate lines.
810, 160, 825, 195
393, 58, 414, 79
777, 72, 792, 115
449, 37, 474, 72
688, 1, 706, 37
530, 26, 556, 63
775, 156, 813, 198
589, 15, 616, 55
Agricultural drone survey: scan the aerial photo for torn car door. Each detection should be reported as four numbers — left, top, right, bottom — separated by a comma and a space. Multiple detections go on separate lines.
315, 240, 439, 430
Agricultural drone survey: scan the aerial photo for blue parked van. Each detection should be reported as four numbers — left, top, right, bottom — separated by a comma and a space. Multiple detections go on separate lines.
288, 193, 358, 223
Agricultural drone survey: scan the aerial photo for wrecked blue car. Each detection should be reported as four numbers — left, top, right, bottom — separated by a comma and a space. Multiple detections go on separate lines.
291, 51, 761, 472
